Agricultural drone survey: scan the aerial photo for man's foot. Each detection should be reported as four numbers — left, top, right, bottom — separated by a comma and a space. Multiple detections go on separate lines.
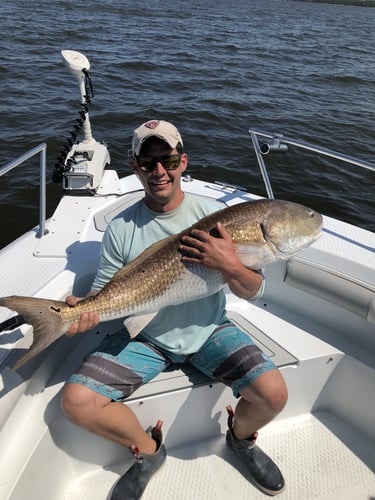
110, 420, 167, 500
225, 406, 285, 496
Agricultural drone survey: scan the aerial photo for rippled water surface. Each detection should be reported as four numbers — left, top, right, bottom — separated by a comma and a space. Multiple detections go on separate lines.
1, 0, 374, 249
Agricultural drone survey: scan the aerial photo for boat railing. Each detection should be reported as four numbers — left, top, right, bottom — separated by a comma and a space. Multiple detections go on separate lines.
0, 143, 47, 238
2, 131, 374, 241
249, 128, 375, 200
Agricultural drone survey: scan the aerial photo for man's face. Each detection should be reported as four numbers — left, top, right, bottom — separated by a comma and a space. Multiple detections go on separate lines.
133, 138, 187, 212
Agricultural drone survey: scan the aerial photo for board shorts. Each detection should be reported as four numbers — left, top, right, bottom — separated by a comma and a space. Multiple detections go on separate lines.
67, 320, 277, 401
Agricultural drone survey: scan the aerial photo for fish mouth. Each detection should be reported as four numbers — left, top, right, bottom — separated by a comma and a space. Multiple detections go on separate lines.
314, 227, 323, 241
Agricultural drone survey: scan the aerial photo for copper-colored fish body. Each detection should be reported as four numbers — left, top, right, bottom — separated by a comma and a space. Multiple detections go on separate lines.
0, 199, 323, 369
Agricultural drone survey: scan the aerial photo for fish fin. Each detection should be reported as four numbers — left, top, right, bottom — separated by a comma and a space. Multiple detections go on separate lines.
0, 296, 67, 370
123, 312, 159, 338
233, 243, 276, 269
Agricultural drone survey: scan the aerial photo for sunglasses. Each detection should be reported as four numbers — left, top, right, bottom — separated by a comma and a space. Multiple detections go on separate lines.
136, 153, 181, 172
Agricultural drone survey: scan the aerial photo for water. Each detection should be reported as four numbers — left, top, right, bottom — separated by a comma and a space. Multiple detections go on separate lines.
1, 0, 374, 250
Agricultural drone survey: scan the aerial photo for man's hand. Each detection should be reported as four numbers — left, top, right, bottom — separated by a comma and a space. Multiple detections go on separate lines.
179, 222, 263, 300
179, 222, 238, 270
65, 295, 100, 336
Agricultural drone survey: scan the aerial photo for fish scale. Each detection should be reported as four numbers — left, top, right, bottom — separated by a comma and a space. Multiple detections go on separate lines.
0, 199, 323, 369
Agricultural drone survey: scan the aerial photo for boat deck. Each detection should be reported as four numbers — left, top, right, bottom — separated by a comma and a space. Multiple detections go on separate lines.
59, 411, 375, 500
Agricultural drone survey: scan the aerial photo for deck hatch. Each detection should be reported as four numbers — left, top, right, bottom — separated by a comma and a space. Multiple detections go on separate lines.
226, 311, 298, 367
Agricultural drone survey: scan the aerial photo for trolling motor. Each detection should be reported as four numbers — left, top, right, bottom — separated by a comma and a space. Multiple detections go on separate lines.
53, 50, 110, 192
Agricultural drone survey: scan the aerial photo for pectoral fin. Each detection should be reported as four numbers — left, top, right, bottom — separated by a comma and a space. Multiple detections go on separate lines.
234, 243, 276, 269
123, 312, 159, 338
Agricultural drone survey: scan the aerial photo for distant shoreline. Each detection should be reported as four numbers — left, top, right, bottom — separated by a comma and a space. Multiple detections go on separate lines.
289, 0, 375, 6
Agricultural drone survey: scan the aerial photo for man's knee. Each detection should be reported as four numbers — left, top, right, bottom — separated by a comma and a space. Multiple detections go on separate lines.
61, 383, 99, 425
241, 369, 288, 416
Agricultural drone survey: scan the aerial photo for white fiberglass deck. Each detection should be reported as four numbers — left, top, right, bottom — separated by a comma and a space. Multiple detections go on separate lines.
61, 412, 375, 500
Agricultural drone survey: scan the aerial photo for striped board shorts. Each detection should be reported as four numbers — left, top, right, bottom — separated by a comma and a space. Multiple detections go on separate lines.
67, 321, 276, 401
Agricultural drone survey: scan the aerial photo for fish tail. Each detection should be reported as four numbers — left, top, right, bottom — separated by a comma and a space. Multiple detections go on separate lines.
0, 296, 67, 370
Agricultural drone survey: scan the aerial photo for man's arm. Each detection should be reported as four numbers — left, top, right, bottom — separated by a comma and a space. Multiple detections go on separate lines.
179, 222, 263, 300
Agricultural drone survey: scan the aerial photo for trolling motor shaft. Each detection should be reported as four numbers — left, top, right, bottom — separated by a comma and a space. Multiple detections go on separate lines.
61, 50, 95, 144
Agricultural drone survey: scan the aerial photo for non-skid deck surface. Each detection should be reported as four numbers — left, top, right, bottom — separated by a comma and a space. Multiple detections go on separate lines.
64, 412, 375, 500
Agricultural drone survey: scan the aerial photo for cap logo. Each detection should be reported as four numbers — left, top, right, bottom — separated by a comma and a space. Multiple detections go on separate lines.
144, 120, 160, 129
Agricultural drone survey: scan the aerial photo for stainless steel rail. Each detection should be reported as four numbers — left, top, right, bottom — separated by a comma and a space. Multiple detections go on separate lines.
249, 128, 375, 199
0, 143, 47, 238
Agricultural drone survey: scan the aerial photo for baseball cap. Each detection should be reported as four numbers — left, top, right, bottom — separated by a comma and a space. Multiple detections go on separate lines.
132, 120, 183, 157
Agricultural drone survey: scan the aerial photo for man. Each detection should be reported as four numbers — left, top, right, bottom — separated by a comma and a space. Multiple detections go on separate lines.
61, 120, 288, 499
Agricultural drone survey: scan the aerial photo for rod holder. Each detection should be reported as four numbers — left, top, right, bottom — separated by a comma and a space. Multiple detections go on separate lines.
260, 138, 288, 155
